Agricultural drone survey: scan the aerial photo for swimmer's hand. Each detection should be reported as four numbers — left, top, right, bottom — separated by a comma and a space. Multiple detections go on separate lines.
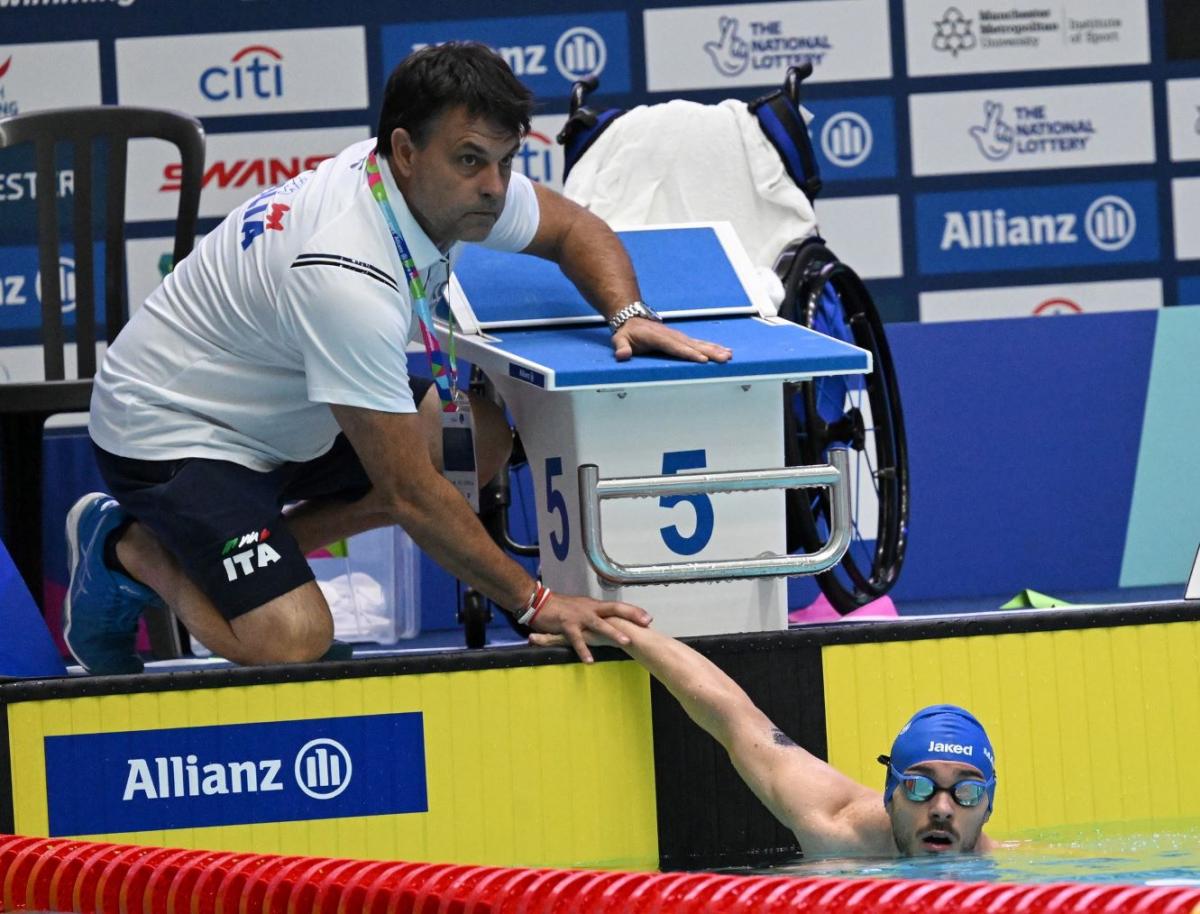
612, 318, 732, 364
527, 593, 651, 664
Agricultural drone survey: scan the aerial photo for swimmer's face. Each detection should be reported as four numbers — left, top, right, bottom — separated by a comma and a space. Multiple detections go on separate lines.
388, 105, 519, 250
886, 760, 991, 856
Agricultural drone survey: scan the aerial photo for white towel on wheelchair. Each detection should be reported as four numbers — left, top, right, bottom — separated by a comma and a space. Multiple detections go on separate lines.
563, 98, 819, 306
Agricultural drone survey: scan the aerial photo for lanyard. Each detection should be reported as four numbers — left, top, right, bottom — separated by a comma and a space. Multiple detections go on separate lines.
364, 151, 459, 412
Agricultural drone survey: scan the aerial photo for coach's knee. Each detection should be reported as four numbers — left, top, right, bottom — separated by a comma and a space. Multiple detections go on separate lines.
229, 583, 335, 665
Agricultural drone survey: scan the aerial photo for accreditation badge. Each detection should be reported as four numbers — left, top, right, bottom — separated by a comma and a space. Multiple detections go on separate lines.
441, 391, 480, 511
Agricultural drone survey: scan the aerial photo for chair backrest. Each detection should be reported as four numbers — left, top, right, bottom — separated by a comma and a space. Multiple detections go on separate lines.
559, 65, 822, 200
0, 106, 204, 382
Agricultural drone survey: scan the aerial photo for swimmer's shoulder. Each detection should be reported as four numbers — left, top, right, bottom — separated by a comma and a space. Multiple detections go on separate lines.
790, 793, 896, 858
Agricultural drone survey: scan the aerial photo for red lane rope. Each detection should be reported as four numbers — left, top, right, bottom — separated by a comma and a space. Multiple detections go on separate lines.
2, 834, 1200, 914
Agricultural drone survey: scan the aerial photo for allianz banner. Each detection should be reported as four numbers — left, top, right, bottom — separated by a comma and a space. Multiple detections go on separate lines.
42, 713, 427, 836
380, 13, 631, 99
915, 180, 1159, 275
0, 243, 106, 343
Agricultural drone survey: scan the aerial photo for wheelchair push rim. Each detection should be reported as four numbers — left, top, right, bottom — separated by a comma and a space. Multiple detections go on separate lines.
781, 243, 909, 613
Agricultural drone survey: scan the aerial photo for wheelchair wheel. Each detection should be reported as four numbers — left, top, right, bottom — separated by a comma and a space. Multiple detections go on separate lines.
779, 239, 909, 612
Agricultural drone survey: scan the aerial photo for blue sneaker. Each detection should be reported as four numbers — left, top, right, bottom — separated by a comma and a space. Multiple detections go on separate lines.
63, 493, 162, 675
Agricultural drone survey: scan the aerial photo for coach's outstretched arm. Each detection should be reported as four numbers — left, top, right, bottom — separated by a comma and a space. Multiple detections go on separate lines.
523, 184, 734, 365
532, 619, 892, 856
333, 403, 650, 663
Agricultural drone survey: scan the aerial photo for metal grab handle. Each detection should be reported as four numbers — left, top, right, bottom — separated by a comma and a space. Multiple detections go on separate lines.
578, 449, 852, 586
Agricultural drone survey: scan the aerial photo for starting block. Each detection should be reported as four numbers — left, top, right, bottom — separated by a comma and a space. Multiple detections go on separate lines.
448, 224, 871, 636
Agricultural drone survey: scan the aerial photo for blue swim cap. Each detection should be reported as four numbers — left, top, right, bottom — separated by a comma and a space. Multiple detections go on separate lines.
883, 704, 996, 812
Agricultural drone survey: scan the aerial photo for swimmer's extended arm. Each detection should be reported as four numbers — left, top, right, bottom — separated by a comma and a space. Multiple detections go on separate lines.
332, 404, 650, 662
522, 183, 732, 365
558, 619, 890, 855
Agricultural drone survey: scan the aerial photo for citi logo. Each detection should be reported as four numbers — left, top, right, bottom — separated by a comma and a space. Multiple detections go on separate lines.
928, 740, 972, 756
820, 112, 872, 168
295, 738, 353, 800
160, 155, 332, 192
940, 195, 1136, 252
200, 45, 284, 102
515, 130, 555, 184
556, 27, 606, 80
221, 528, 281, 581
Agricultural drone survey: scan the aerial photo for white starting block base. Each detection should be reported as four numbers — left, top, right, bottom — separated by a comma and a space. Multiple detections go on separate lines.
449, 224, 871, 637
494, 375, 788, 636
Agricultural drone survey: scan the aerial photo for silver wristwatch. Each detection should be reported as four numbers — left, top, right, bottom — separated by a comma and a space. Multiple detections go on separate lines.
607, 301, 662, 332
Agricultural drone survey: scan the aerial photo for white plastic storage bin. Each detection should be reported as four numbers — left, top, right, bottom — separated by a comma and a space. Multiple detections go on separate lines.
308, 526, 421, 643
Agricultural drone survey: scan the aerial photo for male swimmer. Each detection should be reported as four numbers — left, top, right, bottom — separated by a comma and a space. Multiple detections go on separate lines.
533, 619, 996, 857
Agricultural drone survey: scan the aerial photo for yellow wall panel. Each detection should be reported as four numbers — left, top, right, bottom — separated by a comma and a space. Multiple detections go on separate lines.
822, 622, 1200, 838
6, 661, 657, 870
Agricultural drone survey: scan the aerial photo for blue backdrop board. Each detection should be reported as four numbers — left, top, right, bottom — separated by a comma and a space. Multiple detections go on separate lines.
887, 312, 1156, 601
1179, 278, 1200, 308
0, 538, 67, 678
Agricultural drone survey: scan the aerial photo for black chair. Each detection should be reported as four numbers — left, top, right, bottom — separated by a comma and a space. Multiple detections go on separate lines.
0, 106, 204, 608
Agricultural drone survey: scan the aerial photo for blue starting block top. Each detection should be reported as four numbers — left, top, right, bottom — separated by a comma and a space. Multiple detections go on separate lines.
452, 224, 762, 329
458, 317, 870, 391
447, 222, 871, 391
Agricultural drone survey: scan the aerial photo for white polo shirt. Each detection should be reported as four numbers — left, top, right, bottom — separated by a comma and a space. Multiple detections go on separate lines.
90, 138, 539, 471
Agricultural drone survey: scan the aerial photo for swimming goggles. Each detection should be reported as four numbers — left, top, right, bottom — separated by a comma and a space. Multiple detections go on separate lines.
877, 755, 993, 808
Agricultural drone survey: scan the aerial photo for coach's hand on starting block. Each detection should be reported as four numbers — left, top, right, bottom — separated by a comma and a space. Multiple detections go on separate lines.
611, 318, 734, 364
529, 591, 652, 664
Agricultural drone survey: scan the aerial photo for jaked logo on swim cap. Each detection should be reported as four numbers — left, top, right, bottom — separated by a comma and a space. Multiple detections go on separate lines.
883, 704, 996, 811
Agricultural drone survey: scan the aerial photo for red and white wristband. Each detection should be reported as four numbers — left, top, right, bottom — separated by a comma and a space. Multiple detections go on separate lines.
517, 581, 552, 627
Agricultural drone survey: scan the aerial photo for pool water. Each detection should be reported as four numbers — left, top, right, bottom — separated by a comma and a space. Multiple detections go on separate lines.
741, 820, 1200, 885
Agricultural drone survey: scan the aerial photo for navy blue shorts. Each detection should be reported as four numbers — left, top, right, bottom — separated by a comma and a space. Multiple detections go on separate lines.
94, 377, 432, 621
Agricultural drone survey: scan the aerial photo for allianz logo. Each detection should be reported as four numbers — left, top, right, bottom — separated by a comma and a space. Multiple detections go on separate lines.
123, 737, 353, 802
1, 256, 76, 312
820, 111, 873, 169
414, 27, 605, 82
940, 194, 1136, 252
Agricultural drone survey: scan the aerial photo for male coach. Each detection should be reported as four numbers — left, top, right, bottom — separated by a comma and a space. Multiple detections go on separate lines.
65, 42, 731, 675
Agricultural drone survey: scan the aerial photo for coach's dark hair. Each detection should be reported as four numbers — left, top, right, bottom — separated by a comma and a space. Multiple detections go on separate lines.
376, 42, 534, 154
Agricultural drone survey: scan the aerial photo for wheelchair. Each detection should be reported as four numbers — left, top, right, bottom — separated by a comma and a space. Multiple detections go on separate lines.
463, 66, 909, 645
